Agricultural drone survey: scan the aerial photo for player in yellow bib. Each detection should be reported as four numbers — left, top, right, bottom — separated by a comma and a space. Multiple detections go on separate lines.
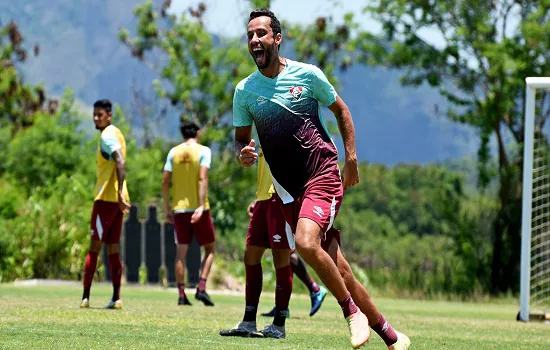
81, 99, 130, 310
221, 148, 326, 339
257, 148, 328, 318
162, 121, 216, 307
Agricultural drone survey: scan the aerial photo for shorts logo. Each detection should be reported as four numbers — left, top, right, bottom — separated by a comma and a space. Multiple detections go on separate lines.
273, 234, 281, 243
313, 206, 324, 218
90, 229, 94, 236
289, 86, 303, 100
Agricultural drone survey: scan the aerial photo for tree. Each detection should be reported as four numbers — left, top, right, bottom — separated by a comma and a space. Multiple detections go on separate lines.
359, 0, 550, 293
119, 0, 356, 232
0, 20, 57, 134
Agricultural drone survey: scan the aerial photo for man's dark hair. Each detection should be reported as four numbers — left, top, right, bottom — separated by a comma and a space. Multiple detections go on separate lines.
249, 8, 281, 37
93, 99, 112, 113
180, 121, 200, 139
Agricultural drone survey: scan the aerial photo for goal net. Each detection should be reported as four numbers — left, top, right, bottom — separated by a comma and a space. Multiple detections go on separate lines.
520, 77, 550, 322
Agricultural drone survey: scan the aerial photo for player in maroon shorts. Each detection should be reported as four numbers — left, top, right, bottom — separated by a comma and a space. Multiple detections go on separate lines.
230, 8, 411, 349
80, 99, 130, 310
162, 121, 216, 306
221, 148, 326, 339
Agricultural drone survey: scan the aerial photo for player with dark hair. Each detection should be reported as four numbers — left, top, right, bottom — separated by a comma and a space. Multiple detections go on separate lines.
80, 99, 130, 310
162, 121, 216, 307
225, 8, 411, 349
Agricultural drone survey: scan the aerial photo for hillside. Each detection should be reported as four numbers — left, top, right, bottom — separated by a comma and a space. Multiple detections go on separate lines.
0, 0, 478, 164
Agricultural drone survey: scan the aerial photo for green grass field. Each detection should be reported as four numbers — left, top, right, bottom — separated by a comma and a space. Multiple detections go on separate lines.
1, 283, 549, 349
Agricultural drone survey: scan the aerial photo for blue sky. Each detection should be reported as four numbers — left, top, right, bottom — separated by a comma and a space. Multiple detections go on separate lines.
170, 0, 371, 39
170, 0, 444, 48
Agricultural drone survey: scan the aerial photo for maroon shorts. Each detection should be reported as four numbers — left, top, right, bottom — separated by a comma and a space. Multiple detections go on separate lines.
281, 166, 343, 251
90, 200, 123, 244
173, 211, 216, 246
246, 194, 295, 250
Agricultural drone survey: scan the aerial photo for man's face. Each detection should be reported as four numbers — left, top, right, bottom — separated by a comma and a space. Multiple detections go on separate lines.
93, 107, 111, 130
247, 16, 281, 69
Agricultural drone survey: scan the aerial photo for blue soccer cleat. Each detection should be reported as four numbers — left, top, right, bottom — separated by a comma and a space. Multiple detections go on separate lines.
309, 285, 327, 316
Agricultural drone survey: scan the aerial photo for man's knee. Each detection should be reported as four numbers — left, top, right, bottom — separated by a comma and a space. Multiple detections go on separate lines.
89, 240, 102, 253
106, 244, 119, 255
289, 252, 299, 266
203, 242, 215, 255
272, 249, 291, 269
295, 219, 323, 256
176, 244, 189, 261
244, 245, 264, 265
295, 233, 321, 258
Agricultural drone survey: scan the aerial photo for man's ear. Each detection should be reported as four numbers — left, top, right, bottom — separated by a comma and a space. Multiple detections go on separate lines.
275, 32, 282, 47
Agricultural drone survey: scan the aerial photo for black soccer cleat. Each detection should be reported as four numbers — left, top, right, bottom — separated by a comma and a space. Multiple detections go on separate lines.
195, 290, 215, 306
219, 321, 264, 338
178, 296, 192, 306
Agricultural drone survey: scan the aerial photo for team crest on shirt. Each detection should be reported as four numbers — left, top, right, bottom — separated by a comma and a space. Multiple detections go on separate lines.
289, 86, 303, 100
180, 152, 191, 163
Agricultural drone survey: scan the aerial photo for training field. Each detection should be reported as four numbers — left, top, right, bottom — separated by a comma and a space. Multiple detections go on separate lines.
1, 284, 549, 349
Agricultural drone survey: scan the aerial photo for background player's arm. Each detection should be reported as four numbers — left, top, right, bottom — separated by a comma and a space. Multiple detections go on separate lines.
198, 166, 208, 209
234, 126, 258, 167
190, 166, 209, 224
247, 200, 257, 217
112, 149, 130, 213
162, 171, 173, 224
328, 96, 359, 189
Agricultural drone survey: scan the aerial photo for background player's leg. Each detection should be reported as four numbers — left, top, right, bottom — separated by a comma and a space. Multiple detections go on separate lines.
176, 244, 191, 305
243, 245, 265, 322
326, 237, 406, 348
220, 244, 266, 337
107, 243, 122, 303
290, 252, 320, 293
198, 241, 215, 292
271, 249, 292, 329
82, 239, 102, 303
195, 241, 215, 306
290, 252, 327, 316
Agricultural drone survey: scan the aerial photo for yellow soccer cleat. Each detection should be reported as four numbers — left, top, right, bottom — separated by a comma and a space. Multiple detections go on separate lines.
80, 298, 90, 308
346, 311, 370, 349
388, 331, 411, 350
104, 299, 123, 310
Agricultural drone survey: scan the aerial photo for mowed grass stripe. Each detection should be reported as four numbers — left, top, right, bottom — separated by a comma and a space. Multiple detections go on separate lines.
1, 284, 549, 349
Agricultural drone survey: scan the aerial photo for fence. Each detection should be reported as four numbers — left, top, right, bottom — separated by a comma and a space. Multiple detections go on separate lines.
101, 205, 201, 287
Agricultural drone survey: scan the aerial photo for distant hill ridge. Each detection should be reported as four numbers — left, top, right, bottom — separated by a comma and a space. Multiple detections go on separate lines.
1, 0, 478, 164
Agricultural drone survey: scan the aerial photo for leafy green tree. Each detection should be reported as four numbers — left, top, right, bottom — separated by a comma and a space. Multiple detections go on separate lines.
359, 0, 550, 293
0, 20, 57, 134
118, 0, 357, 231
5, 90, 91, 194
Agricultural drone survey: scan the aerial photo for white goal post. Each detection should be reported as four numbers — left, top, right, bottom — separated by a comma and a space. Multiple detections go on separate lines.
520, 77, 550, 322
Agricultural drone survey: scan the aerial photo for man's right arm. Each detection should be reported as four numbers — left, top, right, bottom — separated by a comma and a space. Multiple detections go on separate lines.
162, 171, 173, 223
162, 149, 175, 223
234, 126, 252, 159
234, 126, 258, 167
233, 86, 257, 167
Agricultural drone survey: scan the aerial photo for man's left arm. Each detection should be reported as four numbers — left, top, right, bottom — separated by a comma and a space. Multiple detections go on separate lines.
192, 147, 211, 223
328, 96, 359, 190
112, 150, 131, 213
311, 65, 360, 190
198, 166, 208, 209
